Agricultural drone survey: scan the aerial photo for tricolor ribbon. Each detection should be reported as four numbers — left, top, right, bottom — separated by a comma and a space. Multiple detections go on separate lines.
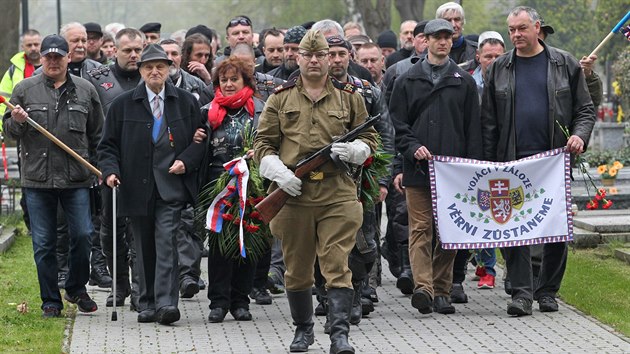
205, 155, 250, 258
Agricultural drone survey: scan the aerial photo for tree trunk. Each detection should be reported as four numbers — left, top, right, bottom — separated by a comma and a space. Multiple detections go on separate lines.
394, 0, 425, 22
0, 0, 21, 76
354, 0, 392, 40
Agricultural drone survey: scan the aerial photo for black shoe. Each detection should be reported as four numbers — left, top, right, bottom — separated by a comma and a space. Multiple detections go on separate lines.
137, 309, 156, 323
64, 292, 98, 313
180, 278, 200, 299
198, 278, 206, 290
396, 274, 414, 295
450, 283, 468, 304
156, 306, 180, 325
230, 307, 252, 321
57, 272, 67, 289
42, 306, 61, 318
106, 286, 131, 307
538, 296, 559, 312
250, 287, 272, 305
89, 267, 113, 288
361, 297, 374, 316
411, 289, 433, 314
208, 308, 228, 323
362, 284, 379, 303
507, 298, 533, 316
267, 272, 285, 294
315, 300, 327, 316
433, 296, 455, 314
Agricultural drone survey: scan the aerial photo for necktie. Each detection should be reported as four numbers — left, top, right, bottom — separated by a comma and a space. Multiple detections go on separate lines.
152, 96, 162, 142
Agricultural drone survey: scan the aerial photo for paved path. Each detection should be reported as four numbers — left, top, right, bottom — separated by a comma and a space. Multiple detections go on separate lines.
68, 261, 630, 353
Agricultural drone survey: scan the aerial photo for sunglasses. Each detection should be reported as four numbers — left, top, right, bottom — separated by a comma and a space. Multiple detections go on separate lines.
228, 17, 252, 28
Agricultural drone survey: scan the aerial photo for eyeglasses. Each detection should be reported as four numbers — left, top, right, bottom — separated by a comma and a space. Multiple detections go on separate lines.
228, 17, 252, 28
299, 51, 328, 60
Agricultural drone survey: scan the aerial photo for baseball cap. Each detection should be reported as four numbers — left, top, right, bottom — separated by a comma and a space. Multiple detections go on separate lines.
41, 35, 69, 56
478, 31, 504, 46
83, 22, 103, 37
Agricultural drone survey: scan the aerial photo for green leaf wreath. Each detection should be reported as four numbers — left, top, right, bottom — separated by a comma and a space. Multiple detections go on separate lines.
358, 143, 393, 208
195, 124, 272, 262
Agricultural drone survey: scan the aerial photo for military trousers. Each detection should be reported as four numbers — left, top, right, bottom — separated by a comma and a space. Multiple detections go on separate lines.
270, 200, 362, 291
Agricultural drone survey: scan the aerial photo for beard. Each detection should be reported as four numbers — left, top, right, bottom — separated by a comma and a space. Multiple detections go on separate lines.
26, 51, 41, 62
285, 59, 298, 71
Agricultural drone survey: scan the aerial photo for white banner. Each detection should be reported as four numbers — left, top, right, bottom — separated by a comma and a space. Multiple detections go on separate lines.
428, 149, 573, 249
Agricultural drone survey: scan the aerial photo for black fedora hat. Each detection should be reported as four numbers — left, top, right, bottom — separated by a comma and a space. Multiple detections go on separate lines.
137, 44, 172, 66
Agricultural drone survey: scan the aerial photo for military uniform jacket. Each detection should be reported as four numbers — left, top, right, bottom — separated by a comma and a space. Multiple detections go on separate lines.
254, 75, 379, 206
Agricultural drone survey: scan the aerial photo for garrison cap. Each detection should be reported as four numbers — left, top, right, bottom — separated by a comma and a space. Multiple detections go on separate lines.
298, 30, 329, 52
140, 22, 161, 33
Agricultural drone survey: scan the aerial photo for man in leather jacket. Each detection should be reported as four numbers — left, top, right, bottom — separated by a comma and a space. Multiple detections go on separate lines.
481, 6, 595, 316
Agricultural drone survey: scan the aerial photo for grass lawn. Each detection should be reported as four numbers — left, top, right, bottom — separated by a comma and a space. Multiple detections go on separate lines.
0, 215, 70, 353
559, 248, 630, 337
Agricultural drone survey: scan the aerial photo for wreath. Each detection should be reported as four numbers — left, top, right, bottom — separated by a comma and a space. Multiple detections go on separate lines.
195, 125, 272, 262
358, 143, 393, 208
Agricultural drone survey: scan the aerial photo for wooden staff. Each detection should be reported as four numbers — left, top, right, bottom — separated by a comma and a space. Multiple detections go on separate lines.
589, 10, 630, 57
0, 95, 102, 179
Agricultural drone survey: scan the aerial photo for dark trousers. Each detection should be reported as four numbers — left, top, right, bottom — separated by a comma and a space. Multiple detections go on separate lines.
25, 188, 93, 310
252, 248, 271, 289
504, 242, 568, 301
452, 249, 470, 284
129, 193, 182, 312
206, 247, 255, 310
176, 205, 202, 284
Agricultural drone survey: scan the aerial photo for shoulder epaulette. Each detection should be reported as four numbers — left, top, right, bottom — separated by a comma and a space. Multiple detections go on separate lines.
331, 77, 358, 94
273, 76, 298, 94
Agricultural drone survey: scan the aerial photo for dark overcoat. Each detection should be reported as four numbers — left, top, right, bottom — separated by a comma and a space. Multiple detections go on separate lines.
98, 81, 206, 216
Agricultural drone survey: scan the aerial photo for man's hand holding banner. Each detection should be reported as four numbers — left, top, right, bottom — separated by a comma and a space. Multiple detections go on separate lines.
429, 148, 573, 249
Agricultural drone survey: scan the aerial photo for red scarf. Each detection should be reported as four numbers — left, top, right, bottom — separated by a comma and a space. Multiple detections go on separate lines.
207, 86, 255, 130
24, 53, 35, 78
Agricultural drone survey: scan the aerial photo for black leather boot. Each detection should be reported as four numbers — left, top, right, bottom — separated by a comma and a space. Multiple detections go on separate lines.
350, 282, 362, 325
396, 243, 414, 295
327, 288, 355, 354
287, 290, 315, 352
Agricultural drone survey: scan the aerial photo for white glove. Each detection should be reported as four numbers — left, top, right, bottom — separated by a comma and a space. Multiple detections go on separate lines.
259, 155, 302, 197
331, 140, 371, 165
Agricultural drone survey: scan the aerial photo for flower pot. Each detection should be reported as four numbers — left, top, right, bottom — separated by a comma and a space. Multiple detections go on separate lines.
602, 178, 616, 187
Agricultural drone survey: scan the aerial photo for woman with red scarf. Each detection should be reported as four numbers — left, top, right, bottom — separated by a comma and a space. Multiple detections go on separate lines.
201, 57, 265, 323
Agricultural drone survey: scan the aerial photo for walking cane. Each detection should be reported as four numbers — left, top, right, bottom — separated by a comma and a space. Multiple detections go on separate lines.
111, 186, 118, 321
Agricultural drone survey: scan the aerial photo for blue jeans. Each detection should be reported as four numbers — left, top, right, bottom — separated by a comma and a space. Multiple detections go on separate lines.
475, 248, 497, 276
24, 188, 93, 310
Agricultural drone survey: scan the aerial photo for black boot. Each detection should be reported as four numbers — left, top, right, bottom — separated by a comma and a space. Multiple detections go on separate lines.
287, 290, 315, 353
327, 288, 355, 354
350, 282, 362, 325
396, 243, 414, 295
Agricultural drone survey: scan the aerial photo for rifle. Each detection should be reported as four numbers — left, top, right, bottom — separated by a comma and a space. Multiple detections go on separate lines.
255, 114, 380, 224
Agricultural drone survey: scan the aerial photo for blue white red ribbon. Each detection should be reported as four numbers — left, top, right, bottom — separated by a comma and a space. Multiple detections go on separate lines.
205, 156, 250, 258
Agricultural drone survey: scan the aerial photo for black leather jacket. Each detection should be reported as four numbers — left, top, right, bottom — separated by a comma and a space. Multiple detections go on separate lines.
481, 40, 596, 162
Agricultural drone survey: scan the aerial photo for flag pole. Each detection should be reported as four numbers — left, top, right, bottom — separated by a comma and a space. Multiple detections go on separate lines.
0, 95, 102, 179
589, 10, 630, 57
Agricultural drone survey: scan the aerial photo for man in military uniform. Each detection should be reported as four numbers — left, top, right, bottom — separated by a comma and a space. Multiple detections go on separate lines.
254, 30, 378, 354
